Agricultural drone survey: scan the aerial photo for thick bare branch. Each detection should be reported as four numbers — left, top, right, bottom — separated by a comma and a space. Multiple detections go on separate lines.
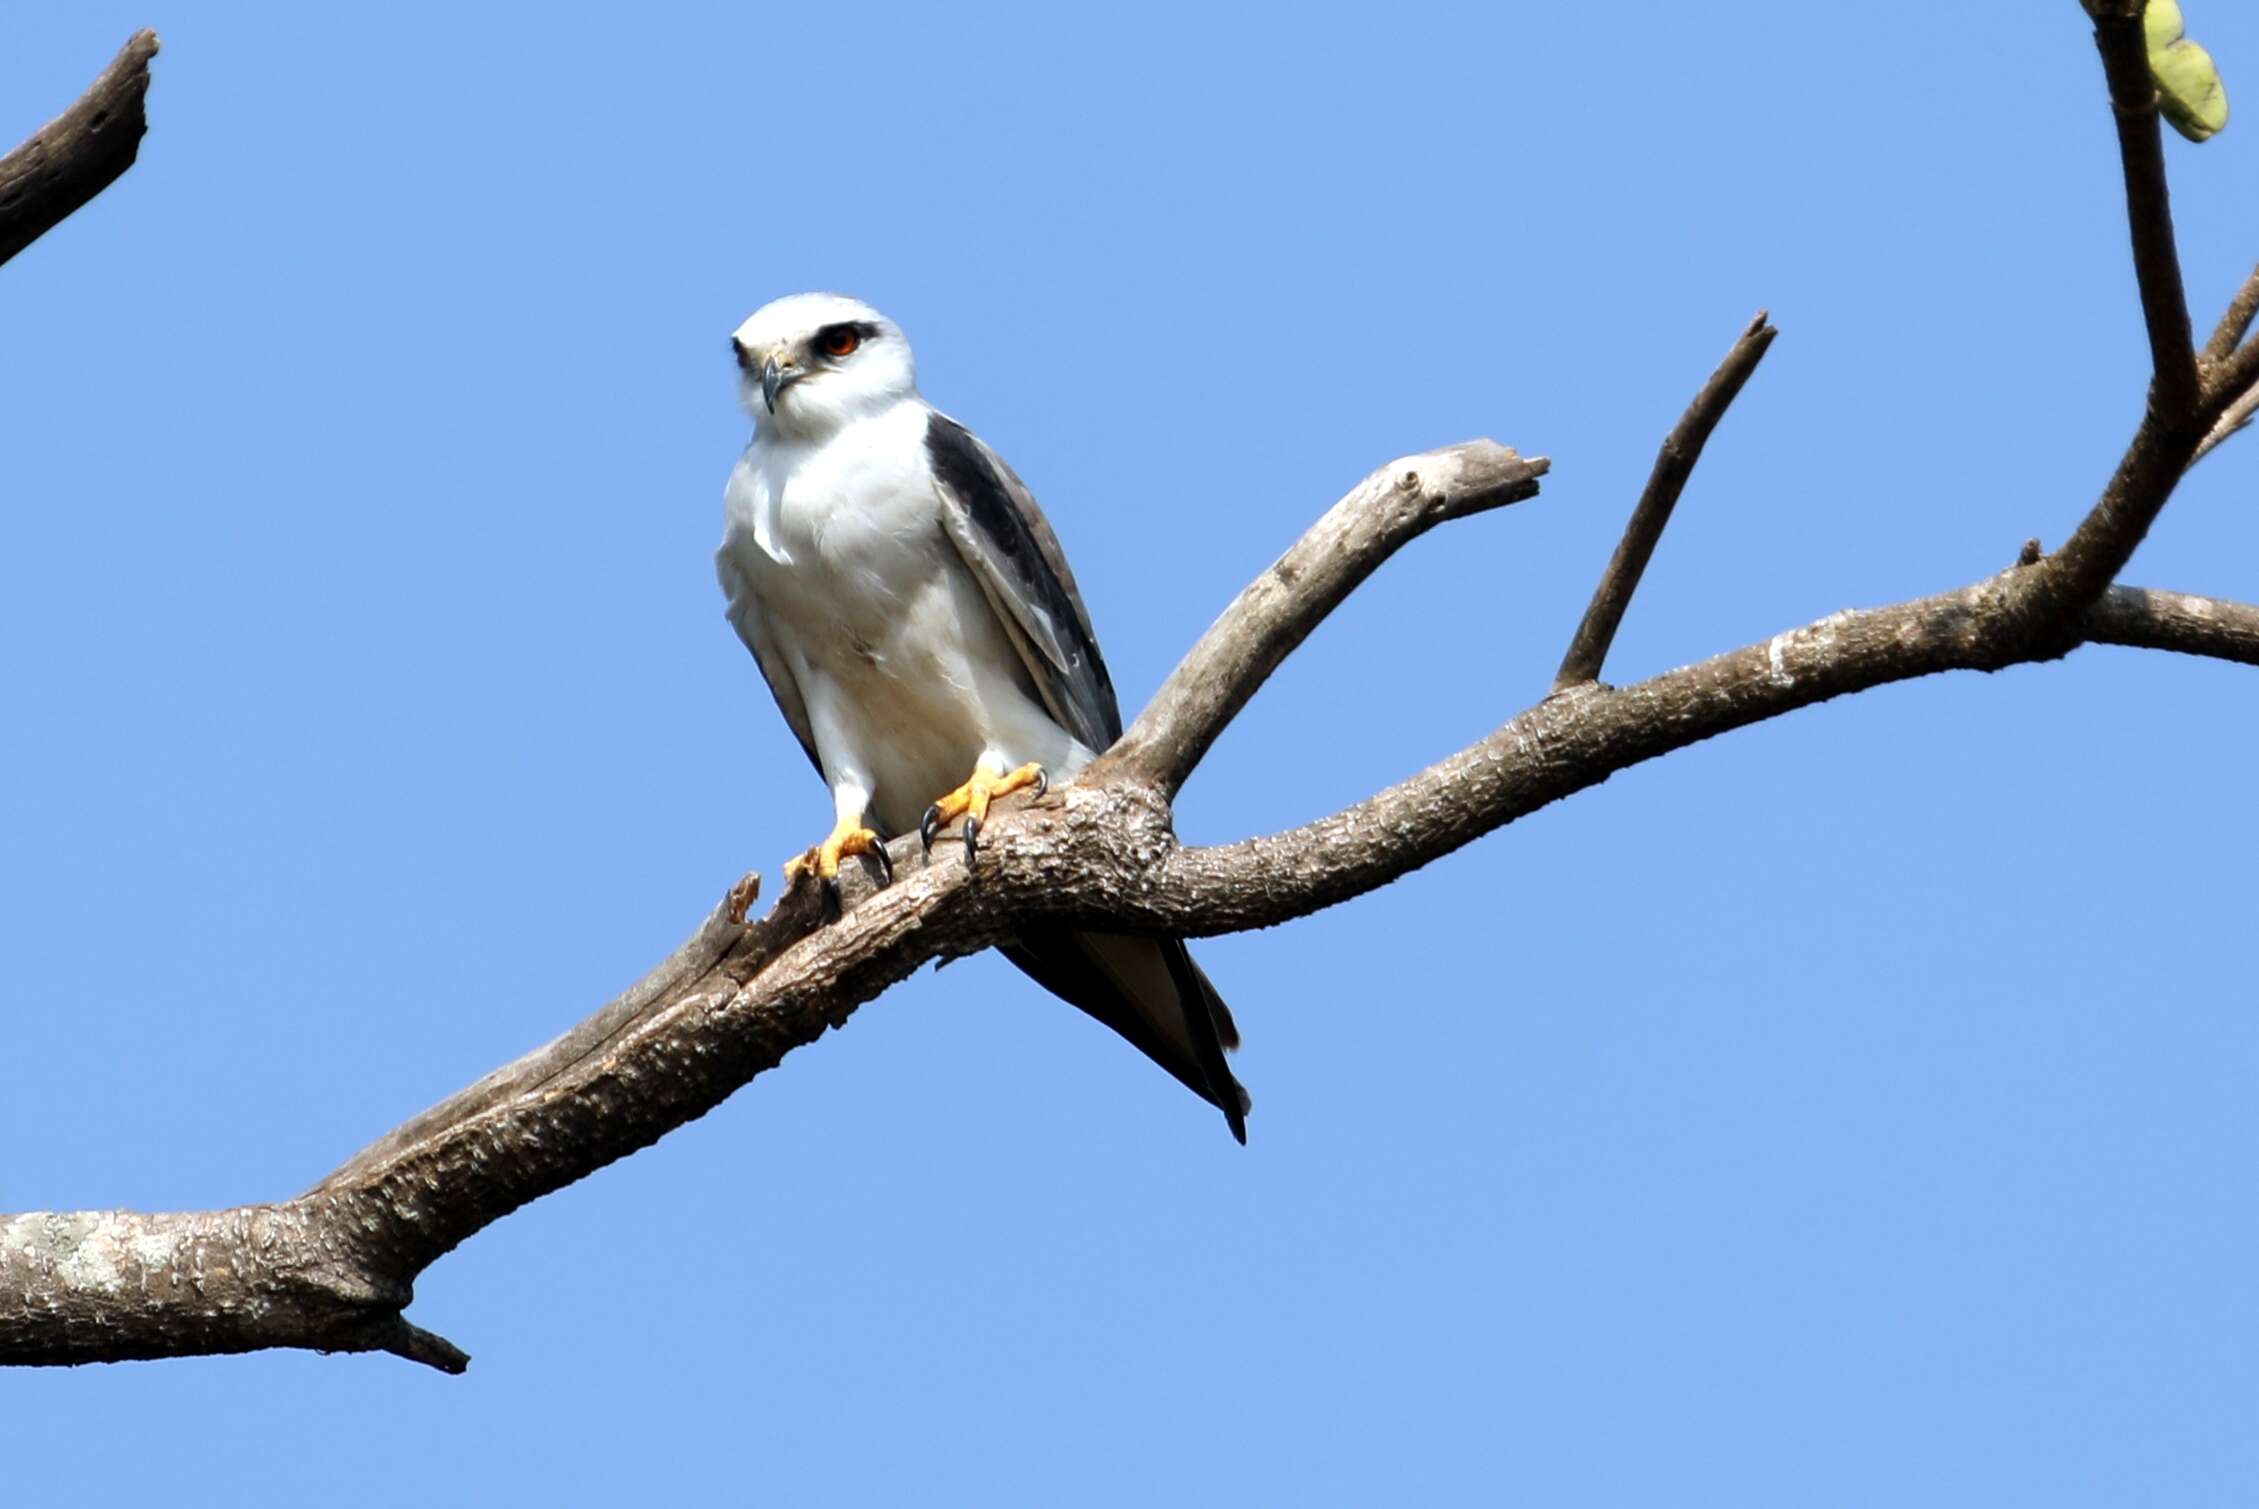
0, 877, 960, 1373
7, 457, 2252, 1377
319, 886, 768, 1194
2086, 2, 2199, 420
1554, 311, 1776, 690
1127, 580, 2259, 934
1088, 443, 1547, 798
0, 30, 159, 269
0, 1203, 468, 1375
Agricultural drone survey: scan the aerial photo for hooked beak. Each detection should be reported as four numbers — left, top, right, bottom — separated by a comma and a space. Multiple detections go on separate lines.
760, 355, 802, 414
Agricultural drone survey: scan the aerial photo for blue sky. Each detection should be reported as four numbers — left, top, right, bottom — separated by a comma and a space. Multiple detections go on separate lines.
5, 3, 2255, 1503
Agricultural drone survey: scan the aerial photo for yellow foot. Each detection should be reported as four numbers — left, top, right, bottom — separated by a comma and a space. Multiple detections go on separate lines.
784, 817, 893, 900
919, 762, 1048, 864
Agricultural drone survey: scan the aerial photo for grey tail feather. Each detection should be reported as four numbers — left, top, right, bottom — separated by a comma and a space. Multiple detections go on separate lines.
999, 930, 1250, 1144
1161, 941, 1249, 1144
1210, 988, 1242, 1051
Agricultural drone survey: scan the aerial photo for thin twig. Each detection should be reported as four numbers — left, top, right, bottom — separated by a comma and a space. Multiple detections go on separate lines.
2200, 258, 2259, 366
0, 30, 160, 269
2202, 320, 2259, 421
358, 1316, 473, 1376
2190, 378, 2259, 465
2088, 3, 2200, 420
1553, 311, 1776, 690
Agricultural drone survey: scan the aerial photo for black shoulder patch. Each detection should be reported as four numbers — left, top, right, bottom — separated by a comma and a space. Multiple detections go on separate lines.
925, 414, 1021, 558
925, 413, 1122, 744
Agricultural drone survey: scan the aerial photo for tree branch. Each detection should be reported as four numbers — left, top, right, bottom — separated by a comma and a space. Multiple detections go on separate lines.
1129, 581, 2259, 934
0, 30, 160, 269
6, 416, 2252, 1373
2181, 299, 2259, 465
1554, 310, 1776, 690
2191, 377, 2259, 465
2087, 1, 2200, 420
2084, 583, 2259, 664
5, 8, 2253, 1379
1089, 442, 1547, 798
2025, 409, 2190, 618
0, 1203, 469, 1375
2200, 258, 2259, 365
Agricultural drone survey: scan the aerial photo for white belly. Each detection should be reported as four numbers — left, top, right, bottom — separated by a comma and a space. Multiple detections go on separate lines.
722, 408, 1089, 834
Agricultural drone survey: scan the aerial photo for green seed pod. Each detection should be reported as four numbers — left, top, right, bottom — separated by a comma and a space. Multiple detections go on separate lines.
2146, 0, 2229, 142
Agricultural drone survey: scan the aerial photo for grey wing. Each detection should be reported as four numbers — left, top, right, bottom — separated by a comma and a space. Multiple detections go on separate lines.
716, 546, 821, 778
923, 411, 1251, 1144
923, 411, 1123, 752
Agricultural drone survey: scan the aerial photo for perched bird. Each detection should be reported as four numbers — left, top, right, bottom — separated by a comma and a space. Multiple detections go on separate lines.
716, 292, 1251, 1142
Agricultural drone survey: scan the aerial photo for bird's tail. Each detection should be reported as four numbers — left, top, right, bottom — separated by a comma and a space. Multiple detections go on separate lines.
1000, 930, 1250, 1143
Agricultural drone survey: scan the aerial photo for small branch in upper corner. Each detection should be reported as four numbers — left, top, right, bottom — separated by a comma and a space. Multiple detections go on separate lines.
0, 30, 162, 269
1552, 310, 1777, 692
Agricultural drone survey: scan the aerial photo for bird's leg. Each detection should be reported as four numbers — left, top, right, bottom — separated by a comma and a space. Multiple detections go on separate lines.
919, 757, 1047, 865
786, 776, 892, 911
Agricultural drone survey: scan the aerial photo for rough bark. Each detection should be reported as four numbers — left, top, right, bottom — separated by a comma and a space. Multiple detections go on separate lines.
0, 31, 159, 268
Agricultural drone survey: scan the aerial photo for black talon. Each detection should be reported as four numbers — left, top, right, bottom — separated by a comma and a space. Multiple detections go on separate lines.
919, 805, 943, 855
962, 812, 981, 865
872, 841, 894, 887
1030, 767, 1048, 799
819, 876, 843, 920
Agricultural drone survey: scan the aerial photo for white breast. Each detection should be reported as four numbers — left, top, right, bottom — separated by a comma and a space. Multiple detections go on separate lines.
720, 400, 1088, 832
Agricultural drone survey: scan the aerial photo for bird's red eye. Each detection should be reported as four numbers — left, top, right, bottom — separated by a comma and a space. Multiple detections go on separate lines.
820, 327, 861, 358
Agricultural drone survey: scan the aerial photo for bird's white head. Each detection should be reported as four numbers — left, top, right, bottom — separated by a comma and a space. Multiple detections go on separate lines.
730, 292, 918, 440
